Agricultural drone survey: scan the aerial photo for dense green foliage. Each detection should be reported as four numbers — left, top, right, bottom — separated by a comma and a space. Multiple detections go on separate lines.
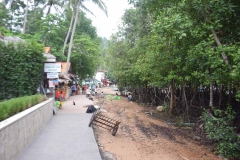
107, 0, 240, 95
202, 107, 240, 158
0, 1, 104, 81
106, 0, 240, 158
0, 94, 46, 121
0, 41, 45, 100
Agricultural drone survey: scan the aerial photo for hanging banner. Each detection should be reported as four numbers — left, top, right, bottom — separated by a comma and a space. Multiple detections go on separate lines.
44, 63, 61, 72
47, 72, 58, 78
53, 79, 59, 85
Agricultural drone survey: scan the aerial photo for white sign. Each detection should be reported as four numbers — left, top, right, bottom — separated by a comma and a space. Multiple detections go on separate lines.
49, 80, 54, 87
47, 72, 59, 78
44, 63, 61, 72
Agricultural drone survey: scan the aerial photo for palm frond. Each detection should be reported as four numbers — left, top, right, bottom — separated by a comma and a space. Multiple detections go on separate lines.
89, 0, 108, 17
80, 4, 95, 17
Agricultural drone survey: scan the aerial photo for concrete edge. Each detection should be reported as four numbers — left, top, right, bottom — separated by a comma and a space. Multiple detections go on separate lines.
0, 98, 54, 131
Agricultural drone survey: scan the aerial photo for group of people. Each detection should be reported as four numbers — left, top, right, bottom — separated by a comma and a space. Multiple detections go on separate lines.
70, 83, 132, 102
71, 84, 81, 96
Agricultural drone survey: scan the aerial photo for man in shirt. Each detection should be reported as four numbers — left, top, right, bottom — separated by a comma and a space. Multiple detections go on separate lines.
86, 88, 91, 97
71, 84, 76, 96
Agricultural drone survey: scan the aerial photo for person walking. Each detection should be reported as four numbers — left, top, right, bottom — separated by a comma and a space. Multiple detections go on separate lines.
76, 84, 80, 95
82, 86, 85, 94
71, 84, 76, 96
86, 88, 91, 97
59, 91, 64, 109
84, 85, 87, 94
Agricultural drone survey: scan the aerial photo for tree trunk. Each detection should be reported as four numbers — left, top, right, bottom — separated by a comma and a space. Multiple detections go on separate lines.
62, 14, 74, 55
22, 0, 29, 34
210, 29, 229, 65
66, 0, 81, 74
209, 81, 213, 107
183, 83, 190, 123
34, 0, 37, 24
169, 79, 175, 115
183, 85, 188, 108
219, 85, 223, 108
43, 31, 49, 46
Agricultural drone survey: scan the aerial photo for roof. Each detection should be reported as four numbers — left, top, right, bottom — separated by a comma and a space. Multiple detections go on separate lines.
44, 47, 51, 53
97, 70, 108, 73
43, 53, 56, 62
0, 36, 25, 44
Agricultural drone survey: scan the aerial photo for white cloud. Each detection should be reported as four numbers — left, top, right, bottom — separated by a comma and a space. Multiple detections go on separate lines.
83, 0, 132, 39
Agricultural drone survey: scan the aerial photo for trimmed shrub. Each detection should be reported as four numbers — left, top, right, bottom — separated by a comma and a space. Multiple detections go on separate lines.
0, 40, 45, 100
0, 94, 46, 121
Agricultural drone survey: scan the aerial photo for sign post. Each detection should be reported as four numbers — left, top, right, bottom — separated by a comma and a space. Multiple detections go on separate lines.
44, 63, 61, 72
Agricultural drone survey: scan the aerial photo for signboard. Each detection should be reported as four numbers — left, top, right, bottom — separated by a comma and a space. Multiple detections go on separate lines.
49, 80, 54, 87
53, 79, 58, 85
47, 72, 58, 78
44, 63, 61, 72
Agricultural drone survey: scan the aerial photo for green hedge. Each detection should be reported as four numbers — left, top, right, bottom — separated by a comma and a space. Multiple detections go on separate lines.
0, 40, 45, 100
0, 94, 46, 121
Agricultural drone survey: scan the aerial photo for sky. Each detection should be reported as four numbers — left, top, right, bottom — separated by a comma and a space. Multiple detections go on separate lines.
83, 0, 132, 39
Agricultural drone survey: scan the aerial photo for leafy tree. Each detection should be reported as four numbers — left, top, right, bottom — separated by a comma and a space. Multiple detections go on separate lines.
71, 34, 101, 79
65, 0, 107, 73
107, 0, 240, 157
0, 40, 45, 100
0, 2, 11, 29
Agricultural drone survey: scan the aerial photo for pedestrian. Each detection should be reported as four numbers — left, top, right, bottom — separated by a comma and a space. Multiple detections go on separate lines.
82, 86, 85, 94
86, 88, 91, 97
95, 88, 98, 96
100, 91, 104, 98
76, 84, 80, 95
112, 93, 118, 100
127, 93, 132, 102
84, 85, 87, 94
71, 84, 76, 96
59, 91, 63, 109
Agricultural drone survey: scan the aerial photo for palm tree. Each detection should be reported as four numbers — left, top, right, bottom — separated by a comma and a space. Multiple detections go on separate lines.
62, 0, 95, 55
42, 0, 64, 15
65, 0, 107, 74
4, 0, 28, 33
22, 0, 29, 33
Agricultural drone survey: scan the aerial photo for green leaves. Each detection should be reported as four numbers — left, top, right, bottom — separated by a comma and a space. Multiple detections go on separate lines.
0, 40, 44, 100
202, 106, 240, 158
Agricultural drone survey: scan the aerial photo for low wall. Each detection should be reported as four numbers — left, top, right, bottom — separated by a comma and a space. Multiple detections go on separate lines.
0, 98, 54, 160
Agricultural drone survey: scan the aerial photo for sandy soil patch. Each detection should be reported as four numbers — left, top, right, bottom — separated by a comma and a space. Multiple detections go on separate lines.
90, 87, 221, 160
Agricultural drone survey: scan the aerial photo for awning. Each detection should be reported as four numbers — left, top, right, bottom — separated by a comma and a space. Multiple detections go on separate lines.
68, 73, 76, 78
58, 78, 70, 84
59, 73, 72, 81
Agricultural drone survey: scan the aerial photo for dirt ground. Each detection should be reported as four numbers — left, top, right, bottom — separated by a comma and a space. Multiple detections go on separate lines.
90, 87, 222, 160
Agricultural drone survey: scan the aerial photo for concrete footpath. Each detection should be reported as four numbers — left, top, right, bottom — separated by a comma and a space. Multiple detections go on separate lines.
16, 94, 101, 160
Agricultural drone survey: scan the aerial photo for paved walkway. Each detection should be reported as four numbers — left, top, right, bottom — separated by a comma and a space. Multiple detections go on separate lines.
16, 94, 101, 160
